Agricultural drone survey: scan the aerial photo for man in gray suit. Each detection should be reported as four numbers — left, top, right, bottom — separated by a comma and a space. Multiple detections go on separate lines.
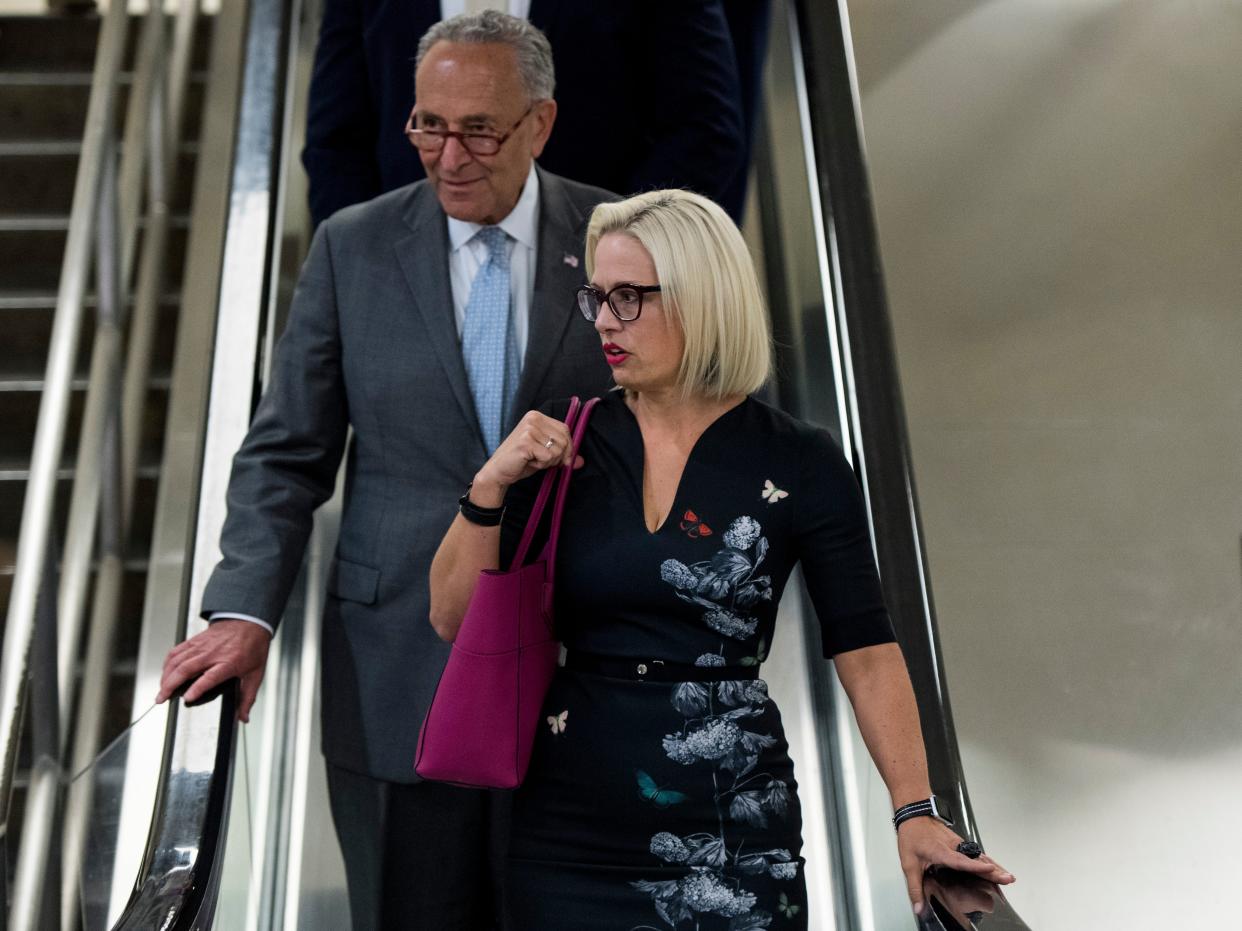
156, 12, 613, 929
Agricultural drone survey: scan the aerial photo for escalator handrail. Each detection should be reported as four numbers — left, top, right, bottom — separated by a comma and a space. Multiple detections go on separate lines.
111, 683, 239, 930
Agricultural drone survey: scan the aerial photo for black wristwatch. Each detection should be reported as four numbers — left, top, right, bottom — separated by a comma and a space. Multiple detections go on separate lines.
458, 483, 505, 526
892, 795, 954, 831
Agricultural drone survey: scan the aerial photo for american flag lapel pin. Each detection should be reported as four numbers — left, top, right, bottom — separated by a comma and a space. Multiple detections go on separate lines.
562, 252, 579, 268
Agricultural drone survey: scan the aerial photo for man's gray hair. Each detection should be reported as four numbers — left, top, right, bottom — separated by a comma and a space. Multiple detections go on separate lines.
415, 10, 555, 101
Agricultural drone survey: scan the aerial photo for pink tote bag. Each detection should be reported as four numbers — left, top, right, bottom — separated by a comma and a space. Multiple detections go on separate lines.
415, 396, 598, 788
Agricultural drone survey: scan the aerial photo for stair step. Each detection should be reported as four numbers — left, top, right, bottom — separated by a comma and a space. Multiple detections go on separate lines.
0, 465, 160, 481
0, 146, 197, 216
0, 381, 169, 485
0, 300, 179, 382
0, 78, 205, 142
0, 223, 188, 291
0, 13, 214, 74
0, 472, 161, 562
0, 375, 172, 391
0, 214, 189, 231
0, 567, 150, 656
0, 290, 181, 310
0, 556, 150, 575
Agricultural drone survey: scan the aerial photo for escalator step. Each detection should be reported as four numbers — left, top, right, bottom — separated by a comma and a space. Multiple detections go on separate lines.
0, 221, 189, 292
0, 145, 198, 217
0, 383, 169, 488
0, 75, 206, 143
0, 13, 214, 75
0, 297, 180, 381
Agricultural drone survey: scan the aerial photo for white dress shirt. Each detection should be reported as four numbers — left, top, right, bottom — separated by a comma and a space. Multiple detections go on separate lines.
446, 161, 540, 360
211, 165, 542, 636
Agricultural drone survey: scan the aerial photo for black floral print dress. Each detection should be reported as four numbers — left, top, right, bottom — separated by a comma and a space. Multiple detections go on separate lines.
498, 391, 895, 930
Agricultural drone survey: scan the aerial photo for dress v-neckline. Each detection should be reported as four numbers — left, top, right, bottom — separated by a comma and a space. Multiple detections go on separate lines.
618, 394, 750, 536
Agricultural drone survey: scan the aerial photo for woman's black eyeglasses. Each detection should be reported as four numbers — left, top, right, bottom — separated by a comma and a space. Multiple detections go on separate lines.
576, 284, 662, 323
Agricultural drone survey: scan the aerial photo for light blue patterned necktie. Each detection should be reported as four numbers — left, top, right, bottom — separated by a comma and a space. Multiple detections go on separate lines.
461, 226, 520, 453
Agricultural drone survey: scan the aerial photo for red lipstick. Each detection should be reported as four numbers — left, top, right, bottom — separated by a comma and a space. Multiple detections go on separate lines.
602, 342, 629, 367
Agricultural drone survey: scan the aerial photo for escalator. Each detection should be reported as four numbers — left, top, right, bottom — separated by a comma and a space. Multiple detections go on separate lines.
0, 0, 1031, 928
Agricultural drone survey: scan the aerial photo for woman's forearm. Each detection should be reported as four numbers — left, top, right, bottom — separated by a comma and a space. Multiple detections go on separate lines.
836, 645, 1015, 909
427, 410, 578, 640
833, 642, 933, 807
427, 478, 506, 640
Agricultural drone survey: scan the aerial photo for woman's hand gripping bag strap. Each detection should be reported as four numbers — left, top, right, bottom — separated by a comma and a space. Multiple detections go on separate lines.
414, 397, 599, 788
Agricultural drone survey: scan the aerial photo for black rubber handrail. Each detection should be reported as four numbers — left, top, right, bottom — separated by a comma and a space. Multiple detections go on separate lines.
111, 681, 239, 931
919, 867, 1030, 930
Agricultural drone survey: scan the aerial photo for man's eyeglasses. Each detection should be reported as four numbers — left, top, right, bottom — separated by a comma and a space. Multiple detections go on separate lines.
575, 284, 662, 323
404, 104, 535, 157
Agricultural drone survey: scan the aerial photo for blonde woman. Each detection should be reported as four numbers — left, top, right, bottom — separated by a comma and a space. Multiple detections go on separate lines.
429, 190, 1013, 928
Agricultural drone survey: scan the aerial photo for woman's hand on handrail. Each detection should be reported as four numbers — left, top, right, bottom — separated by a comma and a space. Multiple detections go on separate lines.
428, 410, 581, 641
898, 816, 1014, 919
832, 642, 1014, 916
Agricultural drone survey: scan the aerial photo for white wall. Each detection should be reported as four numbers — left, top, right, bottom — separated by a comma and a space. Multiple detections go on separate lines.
850, 1, 1242, 927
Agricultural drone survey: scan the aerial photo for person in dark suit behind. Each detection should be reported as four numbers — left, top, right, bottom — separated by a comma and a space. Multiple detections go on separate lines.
156, 13, 615, 929
302, 0, 748, 226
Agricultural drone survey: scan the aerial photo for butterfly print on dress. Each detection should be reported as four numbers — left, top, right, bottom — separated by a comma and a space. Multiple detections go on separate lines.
679, 509, 713, 539
761, 479, 789, 503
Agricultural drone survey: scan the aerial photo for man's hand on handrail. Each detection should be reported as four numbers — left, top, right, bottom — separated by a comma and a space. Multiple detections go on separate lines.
155, 619, 271, 722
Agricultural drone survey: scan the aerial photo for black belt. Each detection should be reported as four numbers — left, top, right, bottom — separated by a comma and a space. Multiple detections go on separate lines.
565, 650, 759, 682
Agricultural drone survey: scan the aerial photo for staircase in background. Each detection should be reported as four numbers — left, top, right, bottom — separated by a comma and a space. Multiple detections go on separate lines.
0, 11, 208, 888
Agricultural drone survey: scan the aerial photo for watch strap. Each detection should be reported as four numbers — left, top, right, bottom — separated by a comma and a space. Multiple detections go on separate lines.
458, 484, 505, 526
892, 795, 954, 831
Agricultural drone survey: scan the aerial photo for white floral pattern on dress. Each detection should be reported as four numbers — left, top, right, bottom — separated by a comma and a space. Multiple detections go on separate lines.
632, 516, 800, 928
660, 516, 774, 641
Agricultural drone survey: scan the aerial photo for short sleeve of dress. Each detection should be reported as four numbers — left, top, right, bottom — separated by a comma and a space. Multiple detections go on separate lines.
498, 397, 576, 569
794, 427, 896, 657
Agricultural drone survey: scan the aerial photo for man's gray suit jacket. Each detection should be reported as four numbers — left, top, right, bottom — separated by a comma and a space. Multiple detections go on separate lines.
201, 167, 616, 782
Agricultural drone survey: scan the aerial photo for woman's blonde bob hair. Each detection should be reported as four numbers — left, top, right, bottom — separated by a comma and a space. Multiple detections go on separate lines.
585, 189, 772, 400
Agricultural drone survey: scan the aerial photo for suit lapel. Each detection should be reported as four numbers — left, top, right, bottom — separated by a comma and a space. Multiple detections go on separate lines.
510, 168, 589, 428
393, 185, 485, 451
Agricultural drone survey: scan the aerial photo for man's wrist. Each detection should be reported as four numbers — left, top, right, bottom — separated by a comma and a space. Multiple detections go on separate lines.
207, 612, 275, 637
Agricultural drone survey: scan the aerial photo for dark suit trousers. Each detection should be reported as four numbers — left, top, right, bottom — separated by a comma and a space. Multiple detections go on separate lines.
326, 762, 510, 930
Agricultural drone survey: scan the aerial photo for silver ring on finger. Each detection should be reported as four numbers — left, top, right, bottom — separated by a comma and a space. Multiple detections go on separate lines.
544, 437, 555, 449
